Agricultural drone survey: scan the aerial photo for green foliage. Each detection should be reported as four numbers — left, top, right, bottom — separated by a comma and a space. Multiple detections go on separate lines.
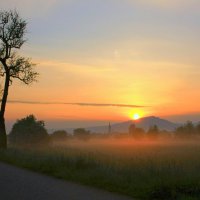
9, 115, 49, 145
1, 140, 200, 199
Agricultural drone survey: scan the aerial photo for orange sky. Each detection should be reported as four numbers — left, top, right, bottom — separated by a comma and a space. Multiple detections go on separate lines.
1, 0, 200, 125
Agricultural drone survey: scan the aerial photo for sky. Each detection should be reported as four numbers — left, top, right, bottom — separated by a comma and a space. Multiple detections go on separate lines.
0, 0, 200, 129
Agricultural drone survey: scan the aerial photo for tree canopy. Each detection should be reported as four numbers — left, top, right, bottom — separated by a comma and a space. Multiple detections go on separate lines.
9, 115, 49, 145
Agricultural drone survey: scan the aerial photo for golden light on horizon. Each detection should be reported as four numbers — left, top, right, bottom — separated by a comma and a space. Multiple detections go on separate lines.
128, 110, 145, 121
133, 113, 140, 120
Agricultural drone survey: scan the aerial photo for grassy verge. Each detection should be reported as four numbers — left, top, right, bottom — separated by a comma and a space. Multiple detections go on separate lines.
1, 139, 200, 199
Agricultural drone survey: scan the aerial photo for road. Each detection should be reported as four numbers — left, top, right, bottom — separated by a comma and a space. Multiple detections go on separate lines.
0, 162, 134, 200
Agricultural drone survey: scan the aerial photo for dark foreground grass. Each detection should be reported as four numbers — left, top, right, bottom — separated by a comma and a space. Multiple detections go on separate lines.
1, 139, 200, 200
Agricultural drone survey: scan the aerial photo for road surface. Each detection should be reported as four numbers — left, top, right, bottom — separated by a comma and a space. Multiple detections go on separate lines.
0, 162, 134, 200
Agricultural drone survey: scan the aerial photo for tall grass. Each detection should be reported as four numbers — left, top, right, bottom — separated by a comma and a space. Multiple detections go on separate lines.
1, 138, 200, 199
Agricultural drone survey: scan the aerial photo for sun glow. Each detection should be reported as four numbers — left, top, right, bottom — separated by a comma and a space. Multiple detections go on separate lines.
133, 113, 140, 120
128, 110, 145, 121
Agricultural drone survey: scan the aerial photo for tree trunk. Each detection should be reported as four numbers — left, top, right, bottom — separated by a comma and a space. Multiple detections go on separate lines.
0, 73, 9, 149
0, 116, 7, 149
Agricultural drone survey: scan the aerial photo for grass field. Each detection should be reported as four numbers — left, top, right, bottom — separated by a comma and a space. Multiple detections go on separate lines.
1, 138, 200, 199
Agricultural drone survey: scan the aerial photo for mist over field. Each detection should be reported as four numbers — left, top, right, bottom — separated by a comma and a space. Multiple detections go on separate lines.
0, 0, 200, 199
3, 134, 200, 199
2, 113, 200, 199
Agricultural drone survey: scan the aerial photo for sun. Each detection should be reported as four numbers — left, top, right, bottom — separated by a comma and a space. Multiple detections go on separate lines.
128, 110, 144, 121
133, 113, 140, 120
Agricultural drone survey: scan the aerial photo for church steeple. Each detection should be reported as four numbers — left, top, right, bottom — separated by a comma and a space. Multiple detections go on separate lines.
108, 122, 111, 134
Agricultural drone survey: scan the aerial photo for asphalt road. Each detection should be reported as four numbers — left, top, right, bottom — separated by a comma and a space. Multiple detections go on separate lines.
0, 162, 134, 200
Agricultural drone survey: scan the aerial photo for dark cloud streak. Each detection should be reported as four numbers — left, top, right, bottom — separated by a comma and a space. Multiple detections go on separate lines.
8, 100, 147, 108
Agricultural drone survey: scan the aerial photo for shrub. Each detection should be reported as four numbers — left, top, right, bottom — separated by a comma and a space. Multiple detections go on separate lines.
50, 130, 69, 141
9, 115, 49, 146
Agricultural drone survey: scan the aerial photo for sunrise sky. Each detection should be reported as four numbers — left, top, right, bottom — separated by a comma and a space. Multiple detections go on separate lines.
1, 0, 200, 128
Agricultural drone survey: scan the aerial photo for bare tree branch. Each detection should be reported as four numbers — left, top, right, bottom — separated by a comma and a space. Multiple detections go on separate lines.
8, 54, 38, 84
0, 10, 38, 148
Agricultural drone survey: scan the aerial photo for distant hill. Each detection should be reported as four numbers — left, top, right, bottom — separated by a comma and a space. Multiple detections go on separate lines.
79, 116, 179, 134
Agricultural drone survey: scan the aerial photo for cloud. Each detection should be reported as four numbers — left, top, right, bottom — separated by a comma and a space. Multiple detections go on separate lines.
8, 100, 147, 108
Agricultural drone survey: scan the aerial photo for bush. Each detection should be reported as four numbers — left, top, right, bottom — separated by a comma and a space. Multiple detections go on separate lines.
9, 115, 49, 146
73, 128, 90, 140
50, 130, 69, 141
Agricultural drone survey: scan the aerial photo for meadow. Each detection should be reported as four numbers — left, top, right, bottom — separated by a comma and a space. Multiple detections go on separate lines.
1, 137, 200, 200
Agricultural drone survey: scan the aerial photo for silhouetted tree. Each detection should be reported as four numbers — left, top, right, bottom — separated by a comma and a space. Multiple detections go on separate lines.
51, 130, 69, 141
0, 10, 38, 148
175, 121, 195, 137
129, 124, 144, 139
147, 125, 160, 139
73, 128, 90, 140
9, 115, 49, 146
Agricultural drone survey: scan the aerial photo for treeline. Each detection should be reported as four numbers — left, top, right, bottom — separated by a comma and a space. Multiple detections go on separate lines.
8, 115, 91, 146
129, 121, 200, 139
8, 115, 200, 146
175, 121, 200, 136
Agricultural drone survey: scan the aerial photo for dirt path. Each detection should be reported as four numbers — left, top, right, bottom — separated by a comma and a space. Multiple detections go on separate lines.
0, 162, 134, 200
